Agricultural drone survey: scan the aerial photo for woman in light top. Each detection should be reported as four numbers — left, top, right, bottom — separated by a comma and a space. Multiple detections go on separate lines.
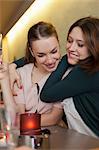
0, 21, 63, 127
40, 17, 99, 138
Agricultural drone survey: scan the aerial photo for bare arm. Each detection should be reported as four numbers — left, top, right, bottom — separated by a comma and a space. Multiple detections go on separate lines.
41, 106, 63, 126
0, 63, 25, 125
0, 63, 17, 125
0, 63, 15, 107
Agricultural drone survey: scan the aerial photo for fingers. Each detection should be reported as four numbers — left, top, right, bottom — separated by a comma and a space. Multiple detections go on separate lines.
12, 89, 18, 96
16, 74, 22, 89
11, 75, 20, 90
10, 78, 16, 91
10, 73, 22, 96
9, 64, 22, 90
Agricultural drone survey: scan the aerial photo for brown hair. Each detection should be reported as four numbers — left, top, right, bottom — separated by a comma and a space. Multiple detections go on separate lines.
67, 16, 99, 73
25, 21, 59, 64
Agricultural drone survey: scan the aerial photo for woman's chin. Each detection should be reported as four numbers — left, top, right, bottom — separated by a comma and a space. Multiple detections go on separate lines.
46, 66, 57, 72
67, 58, 78, 65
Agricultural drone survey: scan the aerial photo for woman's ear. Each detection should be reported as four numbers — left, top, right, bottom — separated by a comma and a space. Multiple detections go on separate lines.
29, 47, 34, 57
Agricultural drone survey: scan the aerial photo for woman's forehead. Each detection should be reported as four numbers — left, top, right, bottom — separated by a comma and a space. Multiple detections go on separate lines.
31, 37, 59, 50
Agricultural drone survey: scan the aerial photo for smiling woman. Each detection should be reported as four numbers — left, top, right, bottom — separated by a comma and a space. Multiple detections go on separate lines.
66, 27, 91, 65
0, 21, 63, 129
40, 16, 99, 138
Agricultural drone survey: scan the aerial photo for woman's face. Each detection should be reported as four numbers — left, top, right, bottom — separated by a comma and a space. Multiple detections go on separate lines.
31, 36, 60, 73
66, 26, 90, 65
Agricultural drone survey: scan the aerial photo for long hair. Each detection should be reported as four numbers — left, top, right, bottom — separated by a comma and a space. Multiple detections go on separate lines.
67, 16, 99, 73
25, 21, 59, 64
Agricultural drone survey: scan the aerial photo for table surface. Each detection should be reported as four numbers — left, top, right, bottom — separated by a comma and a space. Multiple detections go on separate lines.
0, 126, 99, 150
47, 126, 99, 150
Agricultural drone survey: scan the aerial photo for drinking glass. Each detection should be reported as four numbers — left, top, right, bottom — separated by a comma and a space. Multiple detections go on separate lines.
0, 107, 19, 148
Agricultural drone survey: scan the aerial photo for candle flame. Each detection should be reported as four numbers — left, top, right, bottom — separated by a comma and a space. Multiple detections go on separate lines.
27, 121, 35, 129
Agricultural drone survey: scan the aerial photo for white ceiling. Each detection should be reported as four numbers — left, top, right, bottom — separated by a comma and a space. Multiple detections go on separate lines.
0, 0, 35, 37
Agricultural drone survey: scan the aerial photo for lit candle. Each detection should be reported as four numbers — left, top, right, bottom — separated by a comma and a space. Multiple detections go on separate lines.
20, 113, 41, 136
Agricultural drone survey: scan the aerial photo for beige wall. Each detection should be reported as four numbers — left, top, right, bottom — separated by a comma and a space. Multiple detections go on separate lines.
3, 0, 99, 62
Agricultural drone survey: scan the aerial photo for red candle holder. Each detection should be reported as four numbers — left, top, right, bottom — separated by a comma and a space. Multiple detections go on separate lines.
20, 113, 41, 136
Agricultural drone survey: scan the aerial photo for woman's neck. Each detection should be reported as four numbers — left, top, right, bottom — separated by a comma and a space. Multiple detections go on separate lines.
31, 65, 49, 84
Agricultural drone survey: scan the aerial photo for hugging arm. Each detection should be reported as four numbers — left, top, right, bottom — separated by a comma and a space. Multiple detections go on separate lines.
40, 62, 99, 102
14, 57, 26, 68
41, 106, 63, 126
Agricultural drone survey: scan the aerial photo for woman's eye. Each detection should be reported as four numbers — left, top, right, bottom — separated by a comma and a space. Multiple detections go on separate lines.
78, 43, 84, 47
67, 38, 73, 43
37, 54, 45, 57
51, 50, 57, 54
38, 56, 43, 57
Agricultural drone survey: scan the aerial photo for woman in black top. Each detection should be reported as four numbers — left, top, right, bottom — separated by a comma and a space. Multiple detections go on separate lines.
40, 17, 99, 138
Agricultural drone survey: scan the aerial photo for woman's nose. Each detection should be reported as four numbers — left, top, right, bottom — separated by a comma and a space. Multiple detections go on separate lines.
46, 55, 53, 63
69, 42, 77, 51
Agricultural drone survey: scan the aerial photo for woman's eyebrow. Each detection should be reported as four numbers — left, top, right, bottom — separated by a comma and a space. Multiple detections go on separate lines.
37, 52, 45, 55
76, 39, 85, 43
50, 46, 57, 52
37, 47, 57, 55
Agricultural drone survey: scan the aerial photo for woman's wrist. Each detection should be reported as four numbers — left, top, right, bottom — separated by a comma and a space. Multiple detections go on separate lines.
9, 63, 17, 71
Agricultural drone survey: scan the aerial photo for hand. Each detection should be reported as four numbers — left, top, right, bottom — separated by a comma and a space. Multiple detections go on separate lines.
9, 63, 22, 95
